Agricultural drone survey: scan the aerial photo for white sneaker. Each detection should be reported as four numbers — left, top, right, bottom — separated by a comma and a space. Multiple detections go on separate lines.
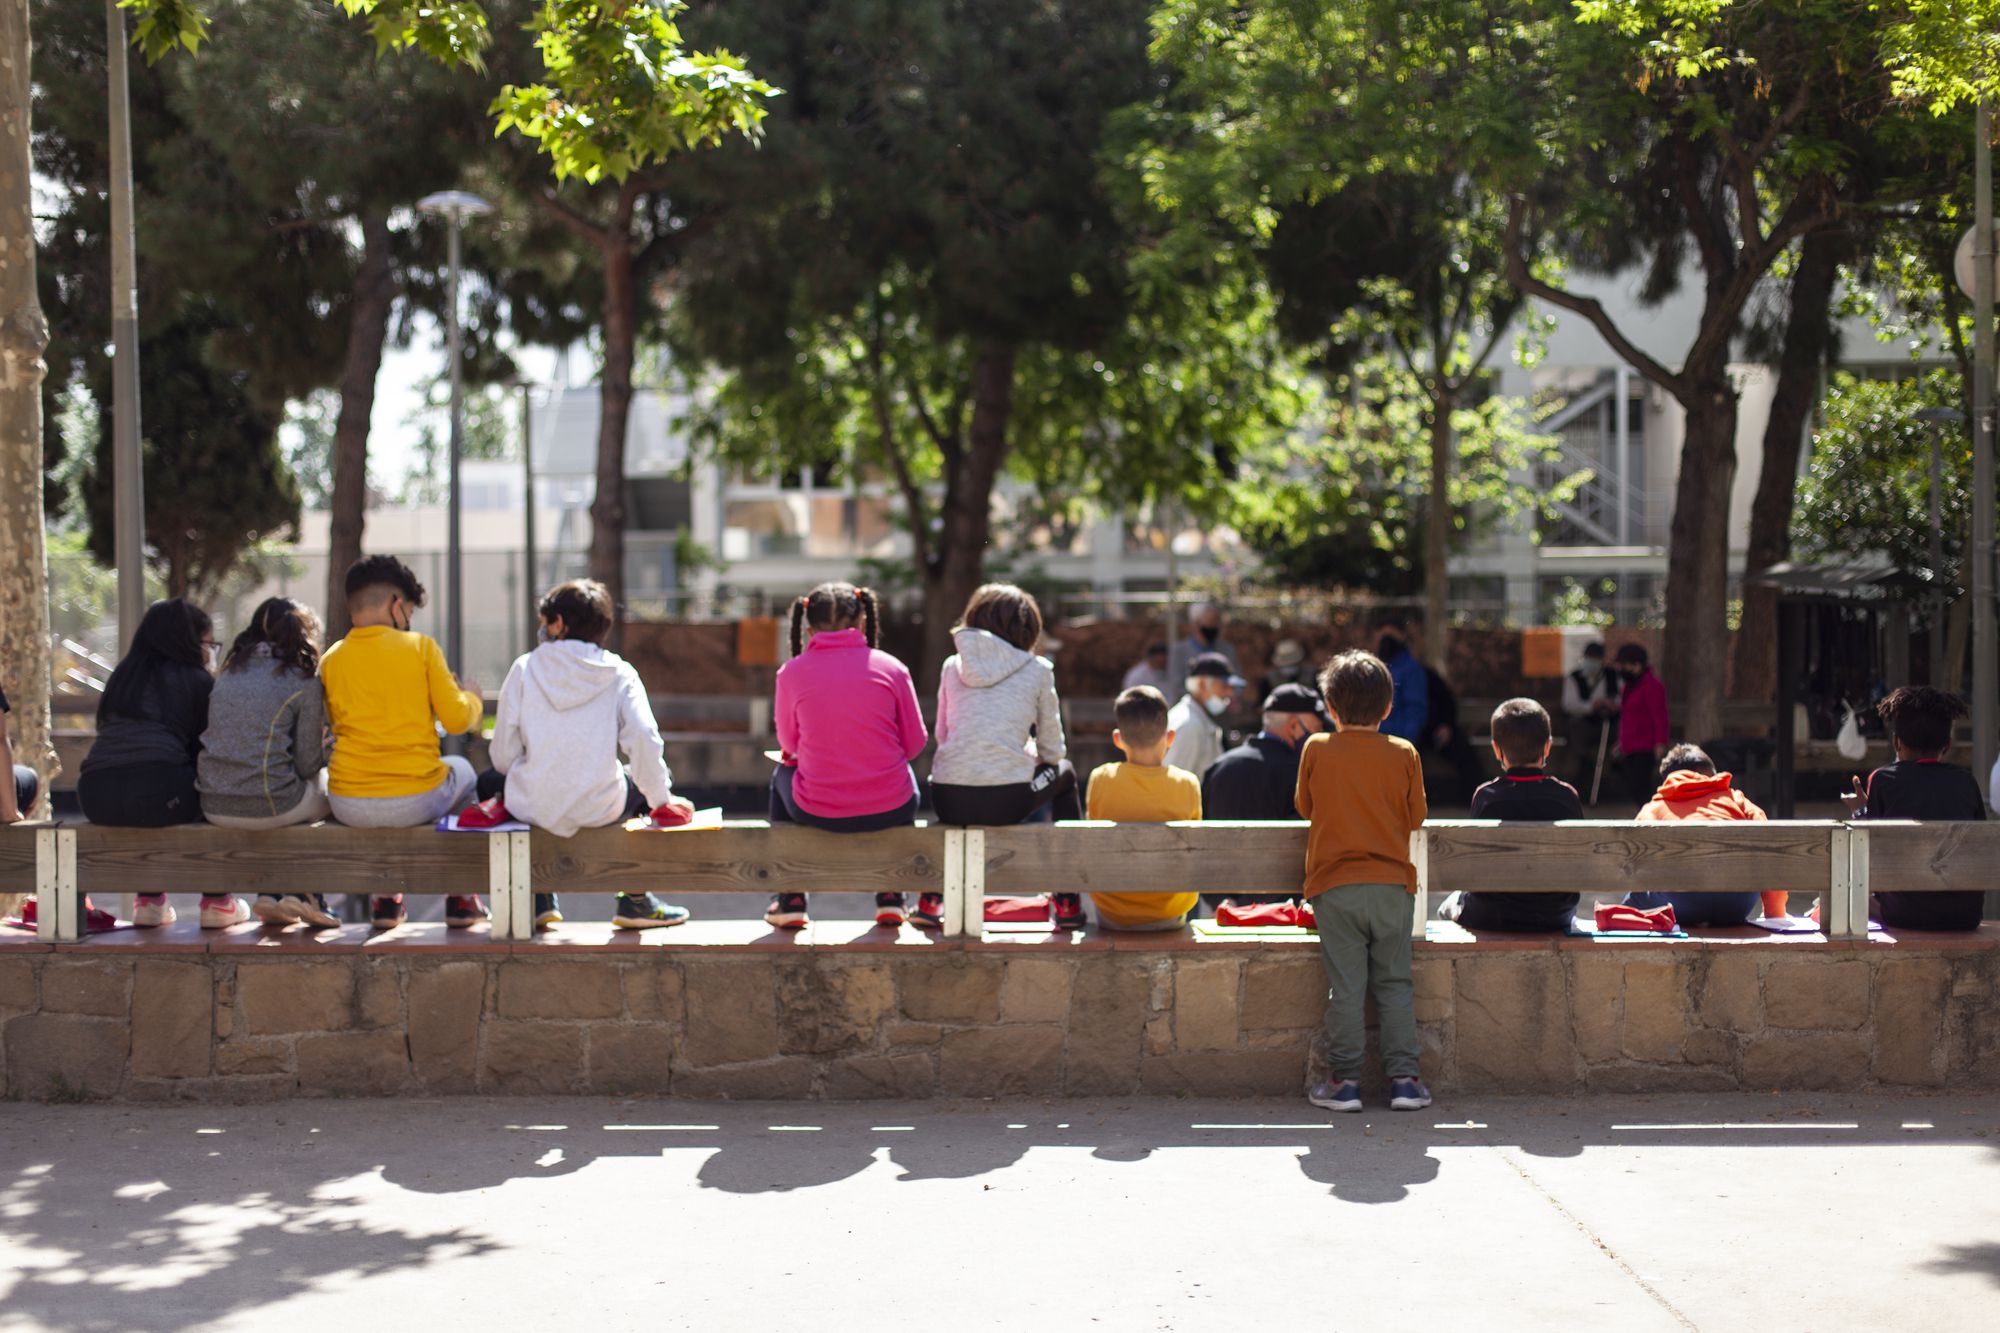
132, 895, 177, 927
253, 895, 300, 925
199, 896, 251, 928
281, 894, 340, 928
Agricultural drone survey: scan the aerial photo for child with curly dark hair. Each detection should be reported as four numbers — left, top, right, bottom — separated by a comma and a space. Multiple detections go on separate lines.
1845, 686, 1986, 932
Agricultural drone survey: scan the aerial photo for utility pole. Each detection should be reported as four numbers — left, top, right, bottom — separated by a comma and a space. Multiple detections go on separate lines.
106, 1, 144, 650
518, 379, 539, 655
416, 190, 492, 674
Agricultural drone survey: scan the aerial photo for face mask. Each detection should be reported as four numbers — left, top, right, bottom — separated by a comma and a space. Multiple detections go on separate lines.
1581, 660, 1601, 679
1197, 625, 1219, 644
1203, 693, 1230, 717
203, 644, 219, 672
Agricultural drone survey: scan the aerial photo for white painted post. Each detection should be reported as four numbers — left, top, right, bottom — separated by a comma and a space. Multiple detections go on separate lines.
941, 829, 965, 938
508, 831, 532, 941
961, 829, 986, 939
1824, 826, 1855, 940
1844, 825, 1870, 941
488, 832, 531, 942
36, 827, 76, 943
1409, 827, 1429, 941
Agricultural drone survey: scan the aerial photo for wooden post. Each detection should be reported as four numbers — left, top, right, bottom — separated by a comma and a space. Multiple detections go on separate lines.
1409, 827, 1429, 941
36, 827, 75, 943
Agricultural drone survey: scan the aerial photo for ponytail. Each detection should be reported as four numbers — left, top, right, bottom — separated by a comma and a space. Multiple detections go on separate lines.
792, 581, 880, 652
789, 597, 809, 659
857, 587, 880, 648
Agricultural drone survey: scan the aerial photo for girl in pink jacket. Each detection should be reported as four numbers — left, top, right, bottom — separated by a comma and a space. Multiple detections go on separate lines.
766, 582, 930, 931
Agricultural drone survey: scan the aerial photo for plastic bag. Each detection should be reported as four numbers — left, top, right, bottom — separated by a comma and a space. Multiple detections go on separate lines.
1835, 702, 1867, 762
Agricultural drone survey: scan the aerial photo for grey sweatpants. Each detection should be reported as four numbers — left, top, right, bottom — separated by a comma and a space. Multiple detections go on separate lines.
328, 756, 477, 828
1314, 883, 1420, 1080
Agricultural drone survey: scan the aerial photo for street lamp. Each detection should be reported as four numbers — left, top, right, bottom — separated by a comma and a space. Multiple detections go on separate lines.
106, 2, 144, 652
1915, 406, 1967, 682
416, 190, 492, 679
501, 375, 540, 657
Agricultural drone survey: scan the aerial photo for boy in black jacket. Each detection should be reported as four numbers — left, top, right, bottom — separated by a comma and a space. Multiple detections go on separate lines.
1457, 698, 1584, 932
1844, 687, 1987, 932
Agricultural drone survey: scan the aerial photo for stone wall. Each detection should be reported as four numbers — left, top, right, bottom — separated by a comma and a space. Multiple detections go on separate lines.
2, 940, 1995, 1102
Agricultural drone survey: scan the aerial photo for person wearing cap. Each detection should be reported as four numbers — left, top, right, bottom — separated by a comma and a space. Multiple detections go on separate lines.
1167, 603, 1240, 689
1164, 652, 1244, 779
1122, 641, 1172, 694
1369, 612, 1429, 744
1260, 637, 1314, 698
1201, 683, 1325, 911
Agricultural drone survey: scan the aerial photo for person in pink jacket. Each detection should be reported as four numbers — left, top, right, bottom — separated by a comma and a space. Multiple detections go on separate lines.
766, 582, 930, 931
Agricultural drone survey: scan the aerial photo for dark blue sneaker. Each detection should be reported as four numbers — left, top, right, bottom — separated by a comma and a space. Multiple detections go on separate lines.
613, 893, 690, 930
1309, 1078, 1363, 1112
1389, 1077, 1432, 1111
534, 894, 563, 931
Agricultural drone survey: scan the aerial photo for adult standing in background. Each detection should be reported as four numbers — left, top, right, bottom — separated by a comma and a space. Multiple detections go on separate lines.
1370, 612, 1429, 744
1165, 652, 1244, 779
1560, 641, 1621, 794
1614, 642, 1670, 808
1122, 641, 1171, 694
1167, 603, 1239, 688
1261, 638, 1314, 697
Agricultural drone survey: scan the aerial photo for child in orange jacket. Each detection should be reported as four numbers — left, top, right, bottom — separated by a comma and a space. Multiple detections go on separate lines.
1622, 743, 1786, 925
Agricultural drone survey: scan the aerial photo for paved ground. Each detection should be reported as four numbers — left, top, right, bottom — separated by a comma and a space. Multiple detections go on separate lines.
2, 1093, 1996, 1330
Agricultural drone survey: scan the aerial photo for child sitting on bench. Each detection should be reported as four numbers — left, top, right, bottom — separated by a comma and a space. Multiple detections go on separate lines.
1083, 686, 1202, 931
479, 578, 695, 932
1457, 698, 1583, 933
1622, 744, 1773, 926
1845, 686, 1987, 932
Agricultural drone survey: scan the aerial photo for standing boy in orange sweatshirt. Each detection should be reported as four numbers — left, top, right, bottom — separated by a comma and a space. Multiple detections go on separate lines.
1295, 650, 1430, 1113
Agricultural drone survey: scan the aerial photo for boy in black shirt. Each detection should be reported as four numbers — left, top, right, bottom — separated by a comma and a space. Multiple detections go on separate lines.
1845, 686, 1987, 932
1457, 698, 1584, 932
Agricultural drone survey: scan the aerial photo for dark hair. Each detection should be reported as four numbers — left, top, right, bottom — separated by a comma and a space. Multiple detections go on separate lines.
222, 597, 321, 678
1490, 697, 1553, 767
1368, 611, 1410, 633
540, 578, 615, 646
1659, 743, 1715, 780
1320, 650, 1393, 725
99, 598, 212, 724
1613, 643, 1649, 667
789, 582, 880, 657
344, 554, 426, 611
956, 582, 1043, 652
1877, 685, 1966, 757
1113, 685, 1171, 747
1582, 642, 1605, 660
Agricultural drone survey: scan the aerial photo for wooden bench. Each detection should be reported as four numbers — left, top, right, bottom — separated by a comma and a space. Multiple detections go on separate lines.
2, 819, 1991, 945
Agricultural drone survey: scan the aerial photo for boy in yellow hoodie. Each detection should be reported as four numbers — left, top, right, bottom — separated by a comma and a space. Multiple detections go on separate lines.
322, 555, 484, 930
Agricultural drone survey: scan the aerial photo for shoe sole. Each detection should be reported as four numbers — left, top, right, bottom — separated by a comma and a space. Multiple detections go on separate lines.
200, 911, 250, 928
288, 904, 340, 929
908, 916, 943, 930
253, 900, 300, 926
371, 916, 407, 931
764, 913, 808, 929
445, 918, 489, 929
535, 916, 563, 931
1053, 918, 1087, 930
1308, 1094, 1364, 1112
1390, 1097, 1432, 1111
613, 915, 687, 930
874, 911, 908, 927
132, 904, 176, 927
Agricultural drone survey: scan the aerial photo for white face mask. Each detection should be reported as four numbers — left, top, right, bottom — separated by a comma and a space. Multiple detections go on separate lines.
203, 644, 219, 672
1203, 693, 1230, 717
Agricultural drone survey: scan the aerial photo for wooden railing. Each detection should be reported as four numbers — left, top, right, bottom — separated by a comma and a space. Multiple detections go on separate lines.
2, 819, 1992, 943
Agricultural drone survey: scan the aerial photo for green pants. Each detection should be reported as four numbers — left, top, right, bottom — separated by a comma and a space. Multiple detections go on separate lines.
1314, 883, 1420, 1080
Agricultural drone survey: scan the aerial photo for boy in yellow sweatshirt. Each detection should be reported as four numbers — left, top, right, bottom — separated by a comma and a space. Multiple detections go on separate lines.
1083, 686, 1203, 929
322, 555, 484, 930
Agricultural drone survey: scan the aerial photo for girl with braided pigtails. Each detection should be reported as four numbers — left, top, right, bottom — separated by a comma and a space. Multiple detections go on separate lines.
766, 583, 930, 930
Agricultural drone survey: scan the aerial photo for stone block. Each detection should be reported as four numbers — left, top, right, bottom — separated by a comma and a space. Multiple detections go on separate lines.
1454, 954, 1571, 1091
1696, 957, 1762, 1033
622, 962, 685, 1023
683, 961, 779, 1067
1620, 960, 1687, 1064
295, 1030, 410, 1096
1412, 957, 1452, 1024
821, 1053, 936, 1100
1139, 1049, 1304, 1097
1588, 1063, 1739, 1094
481, 1021, 584, 1094
673, 1060, 816, 1100
941, 1025, 1064, 1097
1245, 1029, 1313, 1051
496, 960, 624, 1021
0, 958, 34, 1012
1567, 955, 1622, 1064
1764, 960, 1870, 1031
1240, 956, 1326, 1031
1173, 958, 1240, 1052
1740, 1030, 1869, 1090
999, 959, 1072, 1024
356, 963, 401, 1029
131, 961, 210, 1080
885, 1023, 940, 1047
40, 960, 128, 1017
898, 960, 1003, 1024
1144, 1014, 1174, 1055
1683, 1028, 1736, 1069
408, 962, 484, 1089
216, 1037, 292, 1077
5, 1013, 127, 1099
238, 961, 354, 1035
775, 961, 894, 1055
1064, 958, 1151, 1094
1149, 959, 1174, 1012
1873, 958, 1949, 1087
587, 1024, 674, 1094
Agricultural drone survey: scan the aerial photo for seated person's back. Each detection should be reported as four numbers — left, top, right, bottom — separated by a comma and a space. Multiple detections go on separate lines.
1856, 686, 1987, 932
1622, 744, 1764, 927
1459, 698, 1583, 932
1085, 686, 1202, 929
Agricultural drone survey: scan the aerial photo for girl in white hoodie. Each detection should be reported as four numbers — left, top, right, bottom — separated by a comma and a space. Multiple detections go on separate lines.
929, 584, 1086, 927
479, 580, 694, 930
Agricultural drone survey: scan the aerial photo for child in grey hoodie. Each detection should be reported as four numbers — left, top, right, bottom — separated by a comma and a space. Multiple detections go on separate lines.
479, 580, 693, 931
928, 584, 1085, 927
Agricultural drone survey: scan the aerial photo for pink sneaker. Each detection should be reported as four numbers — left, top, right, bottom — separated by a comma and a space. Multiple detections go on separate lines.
199, 895, 251, 928
132, 894, 177, 927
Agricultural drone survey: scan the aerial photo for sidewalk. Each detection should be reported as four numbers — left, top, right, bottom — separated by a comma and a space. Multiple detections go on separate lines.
3, 1094, 1996, 1330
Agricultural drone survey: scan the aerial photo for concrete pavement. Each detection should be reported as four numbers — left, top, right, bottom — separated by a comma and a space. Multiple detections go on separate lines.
2, 1093, 1997, 1330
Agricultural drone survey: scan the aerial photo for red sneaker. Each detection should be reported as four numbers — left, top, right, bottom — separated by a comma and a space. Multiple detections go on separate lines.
1051, 893, 1088, 929
908, 893, 946, 929
444, 896, 490, 928
13, 898, 120, 932
370, 895, 407, 930
874, 893, 908, 927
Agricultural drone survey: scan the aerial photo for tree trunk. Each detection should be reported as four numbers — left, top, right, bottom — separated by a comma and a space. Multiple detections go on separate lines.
1423, 382, 1453, 669
0, 0, 55, 844
1663, 380, 1739, 744
916, 343, 1015, 689
592, 233, 635, 645
324, 210, 397, 641
1730, 229, 1844, 702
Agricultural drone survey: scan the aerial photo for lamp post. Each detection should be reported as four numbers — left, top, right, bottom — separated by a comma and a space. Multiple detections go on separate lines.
503, 376, 539, 657
415, 190, 492, 677
106, 2, 144, 651
1916, 406, 1967, 682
